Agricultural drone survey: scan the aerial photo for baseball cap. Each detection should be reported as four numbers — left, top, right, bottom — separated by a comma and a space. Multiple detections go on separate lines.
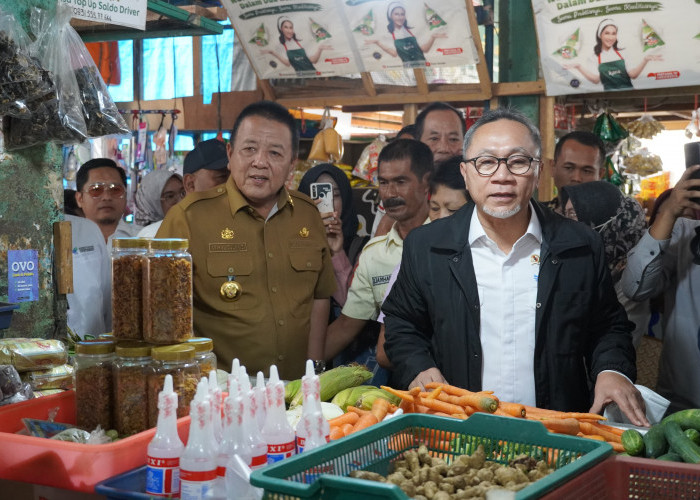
183, 139, 229, 175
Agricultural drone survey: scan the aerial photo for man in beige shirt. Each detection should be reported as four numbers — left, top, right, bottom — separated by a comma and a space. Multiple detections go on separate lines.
158, 101, 336, 379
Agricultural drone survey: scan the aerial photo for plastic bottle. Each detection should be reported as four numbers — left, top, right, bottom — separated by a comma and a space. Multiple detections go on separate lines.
261, 365, 296, 464
180, 379, 217, 500
252, 371, 267, 431
238, 366, 268, 470
146, 374, 184, 498
208, 370, 223, 444
296, 360, 330, 453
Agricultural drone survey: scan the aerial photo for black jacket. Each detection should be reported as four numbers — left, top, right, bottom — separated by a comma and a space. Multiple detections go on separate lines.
383, 201, 636, 411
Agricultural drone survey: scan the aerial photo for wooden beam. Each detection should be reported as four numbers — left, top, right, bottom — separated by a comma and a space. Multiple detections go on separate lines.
403, 104, 418, 125
538, 96, 556, 202
465, 0, 492, 100
492, 80, 545, 97
361, 72, 377, 97
53, 222, 73, 295
257, 78, 276, 100
192, 36, 203, 97
275, 89, 492, 108
413, 69, 429, 95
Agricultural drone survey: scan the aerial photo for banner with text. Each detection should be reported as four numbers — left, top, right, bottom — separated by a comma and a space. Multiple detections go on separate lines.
60, 0, 147, 31
532, 0, 700, 95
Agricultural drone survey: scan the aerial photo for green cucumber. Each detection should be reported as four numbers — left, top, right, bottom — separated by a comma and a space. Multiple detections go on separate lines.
662, 409, 700, 430
685, 428, 700, 446
657, 451, 682, 462
621, 429, 645, 456
664, 421, 700, 464
643, 424, 668, 458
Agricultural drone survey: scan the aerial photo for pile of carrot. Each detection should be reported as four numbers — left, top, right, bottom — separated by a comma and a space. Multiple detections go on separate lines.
328, 396, 396, 440
378, 383, 624, 452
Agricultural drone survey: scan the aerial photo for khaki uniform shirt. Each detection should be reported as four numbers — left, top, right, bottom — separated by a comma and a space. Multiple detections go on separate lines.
157, 177, 336, 379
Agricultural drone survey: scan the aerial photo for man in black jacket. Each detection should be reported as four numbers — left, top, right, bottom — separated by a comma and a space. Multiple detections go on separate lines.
383, 108, 648, 426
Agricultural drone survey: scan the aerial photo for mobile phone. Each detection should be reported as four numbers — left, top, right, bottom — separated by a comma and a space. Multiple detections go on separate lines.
685, 142, 700, 202
310, 182, 334, 213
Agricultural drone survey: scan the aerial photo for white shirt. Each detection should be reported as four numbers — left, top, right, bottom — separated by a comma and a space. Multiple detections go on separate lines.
65, 215, 111, 339
107, 219, 143, 250
137, 220, 162, 238
469, 205, 541, 405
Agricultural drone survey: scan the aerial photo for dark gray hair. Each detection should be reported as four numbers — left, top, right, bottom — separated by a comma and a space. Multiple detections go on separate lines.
462, 108, 541, 159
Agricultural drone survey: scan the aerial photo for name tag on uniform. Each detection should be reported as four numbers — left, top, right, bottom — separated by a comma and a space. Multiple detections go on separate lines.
209, 243, 248, 253
371, 274, 391, 287
75, 245, 95, 254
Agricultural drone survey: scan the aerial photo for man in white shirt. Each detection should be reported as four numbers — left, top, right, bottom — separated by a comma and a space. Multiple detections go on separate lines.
383, 108, 648, 425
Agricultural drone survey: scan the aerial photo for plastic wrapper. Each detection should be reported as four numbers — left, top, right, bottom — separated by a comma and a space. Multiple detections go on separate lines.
641, 19, 664, 51
593, 112, 628, 143
626, 114, 665, 139
310, 18, 331, 42
353, 135, 387, 185
248, 23, 269, 47
0, 364, 22, 401
425, 3, 446, 29
23, 417, 73, 438
21, 363, 74, 390
353, 10, 375, 35
0, 10, 55, 118
51, 426, 116, 444
0, 338, 68, 372
0, 381, 33, 406
552, 28, 580, 60
624, 150, 663, 176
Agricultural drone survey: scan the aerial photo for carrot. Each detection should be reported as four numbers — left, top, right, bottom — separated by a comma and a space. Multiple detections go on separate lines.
328, 412, 360, 428
416, 396, 465, 415
350, 412, 379, 433
462, 405, 477, 416
540, 418, 580, 436
493, 408, 516, 418
381, 386, 414, 404
424, 382, 500, 405
371, 397, 390, 421
580, 433, 606, 441
588, 422, 624, 437
399, 398, 415, 413
341, 423, 354, 436
608, 441, 625, 453
452, 413, 469, 420
498, 401, 526, 418
426, 387, 443, 399
431, 411, 452, 417
579, 422, 622, 443
388, 403, 399, 413
347, 406, 370, 416
329, 426, 345, 440
524, 405, 606, 422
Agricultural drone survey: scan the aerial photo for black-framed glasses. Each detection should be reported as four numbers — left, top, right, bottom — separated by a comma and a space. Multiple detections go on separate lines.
160, 190, 186, 203
464, 154, 540, 176
84, 182, 126, 199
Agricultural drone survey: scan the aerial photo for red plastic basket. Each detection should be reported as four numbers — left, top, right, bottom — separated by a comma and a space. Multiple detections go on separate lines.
540, 455, 700, 499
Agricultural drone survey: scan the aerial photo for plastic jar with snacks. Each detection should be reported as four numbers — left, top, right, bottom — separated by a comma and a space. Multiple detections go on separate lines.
187, 337, 217, 376
113, 342, 152, 436
143, 238, 193, 344
147, 344, 200, 428
111, 238, 149, 340
74, 340, 115, 431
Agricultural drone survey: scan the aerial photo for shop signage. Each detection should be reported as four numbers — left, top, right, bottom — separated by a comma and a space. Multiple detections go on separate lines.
60, 0, 147, 31
8, 250, 39, 303
532, 0, 700, 95
221, 0, 479, 79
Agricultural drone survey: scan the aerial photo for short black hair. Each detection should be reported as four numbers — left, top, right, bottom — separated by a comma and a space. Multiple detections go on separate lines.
76, 158, 126, 192
430, 155, 468, 197
415, 102, 465, 141
63, 189, 82, 216
554, 131, 606, 169
230, 100, 300, 159
463, 107, 541, 158
395, 124, 417, 140
378, 138, 433, 181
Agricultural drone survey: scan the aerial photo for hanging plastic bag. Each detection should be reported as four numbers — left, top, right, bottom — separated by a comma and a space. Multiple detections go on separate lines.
307, 108, 343, 162
353, 135, 388, 185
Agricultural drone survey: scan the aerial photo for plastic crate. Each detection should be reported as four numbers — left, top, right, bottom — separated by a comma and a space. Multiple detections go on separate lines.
540, 454, 700, 499
250, 412, 613, 500
0, 390, 191, 492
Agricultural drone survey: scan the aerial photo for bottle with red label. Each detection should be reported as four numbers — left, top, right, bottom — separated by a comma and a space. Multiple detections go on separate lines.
207, 370, 223, 444
180, 379, 217, 500
252, 371, 267, 431
296, 359, 330, 453
146, 374, 184, 498
261, 365, 296, 464
238, 366, 268, 470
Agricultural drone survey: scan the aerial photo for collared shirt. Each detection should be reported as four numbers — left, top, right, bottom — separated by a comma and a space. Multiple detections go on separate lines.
108, 219, 143, 249
343, 219, 429, 321
469, 205, 542, 405
157, 177, 336, 380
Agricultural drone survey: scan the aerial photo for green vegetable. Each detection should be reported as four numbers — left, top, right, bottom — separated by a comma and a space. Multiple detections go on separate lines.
664, 421, 700, 464
685, 428, 700, 446
657, 451, 682, 462
621, 429, 645, 456
662, 409, 700, 431
642, 424, 668, 458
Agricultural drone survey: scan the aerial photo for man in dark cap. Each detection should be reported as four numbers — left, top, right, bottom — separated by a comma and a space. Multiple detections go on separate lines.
182, 138, 231, 193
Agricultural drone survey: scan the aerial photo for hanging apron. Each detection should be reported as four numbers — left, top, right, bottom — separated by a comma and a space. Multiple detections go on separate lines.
284, 41, 316, 73
598, 50, 633, 90
392, 29, 425, 64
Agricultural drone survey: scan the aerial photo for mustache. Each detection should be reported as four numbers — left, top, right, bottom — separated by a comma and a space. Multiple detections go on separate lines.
383, 197, 406, 208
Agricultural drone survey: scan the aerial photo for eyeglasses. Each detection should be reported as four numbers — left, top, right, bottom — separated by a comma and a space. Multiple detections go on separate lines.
464, 154, 540, 176
84, 182, 126, 199
160, 190, 186, 203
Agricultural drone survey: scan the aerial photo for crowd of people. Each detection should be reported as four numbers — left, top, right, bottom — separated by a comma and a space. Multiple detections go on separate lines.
64, 99, 700, 422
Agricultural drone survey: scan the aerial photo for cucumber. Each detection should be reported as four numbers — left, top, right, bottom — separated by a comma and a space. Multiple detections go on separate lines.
662, 409, 700, 430
685, 428, 700, 446
657, 451, 683, 462
664, 421, 700, 464
621, 429, 645, 456
643, 424, 668, 458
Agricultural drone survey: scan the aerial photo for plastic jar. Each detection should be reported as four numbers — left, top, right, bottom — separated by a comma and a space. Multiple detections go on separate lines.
74, 340, 115, 431
113, 341, 152, 436
143, 238, 193, 344
111, 237, 149, 340
148, 344, 200, 427
187, 337, 217, 376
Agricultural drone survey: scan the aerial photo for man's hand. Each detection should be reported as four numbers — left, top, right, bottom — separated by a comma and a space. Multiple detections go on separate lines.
650, 165, 700, 241
590, 372, 650, 427
409, 367, 447, 390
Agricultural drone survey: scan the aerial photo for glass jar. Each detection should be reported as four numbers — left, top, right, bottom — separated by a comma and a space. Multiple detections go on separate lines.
187, 337, 217, 376
111, 238, 149, 340
148, 344, 200, 427
143, 239, 193, 344
74, 340, 115, 431
113, 341, 152, 436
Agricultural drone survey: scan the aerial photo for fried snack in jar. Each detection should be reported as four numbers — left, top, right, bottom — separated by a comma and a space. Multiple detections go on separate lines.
147, 344, 199, 427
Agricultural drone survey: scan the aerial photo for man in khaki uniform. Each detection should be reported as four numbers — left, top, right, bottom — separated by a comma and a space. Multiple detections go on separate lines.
158, 101, 336, 379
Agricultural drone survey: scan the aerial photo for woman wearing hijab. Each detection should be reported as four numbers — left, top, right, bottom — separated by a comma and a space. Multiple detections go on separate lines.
565, 18, 662, 91
135, 169, 184, 237
560, 180, 648, 347
262, 17, 332, 74
366, 1, 446, 66
298, 163, 368, 314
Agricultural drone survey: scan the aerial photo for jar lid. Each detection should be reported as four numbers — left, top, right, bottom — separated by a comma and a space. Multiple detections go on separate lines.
151, 344, 195, 361
76, 340, 116, 355
116, 341, 152, 357
98, 333, 115, 340
150, 238, 189, 251
187, 337, 214, 353
112, 237, 149, 249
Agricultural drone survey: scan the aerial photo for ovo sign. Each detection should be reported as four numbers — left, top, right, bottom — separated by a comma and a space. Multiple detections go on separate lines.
11, 261, 36, 272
